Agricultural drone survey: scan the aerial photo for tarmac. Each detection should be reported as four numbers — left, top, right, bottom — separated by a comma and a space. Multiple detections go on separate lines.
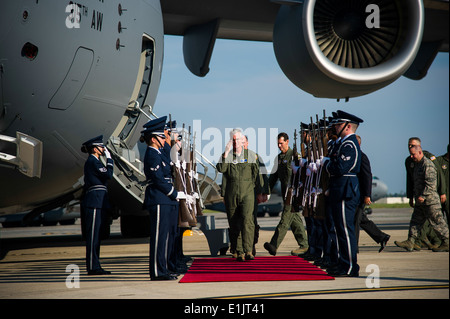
0, 208, 448, 305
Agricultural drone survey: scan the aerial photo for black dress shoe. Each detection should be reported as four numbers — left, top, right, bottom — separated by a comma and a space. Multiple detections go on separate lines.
313, 258, 325, 267
327, 267, 359, 277
329, 270, 359, 277
303, 253, 320, 262
88, 269, 111, 275
379, 235, 390, 253
151, 275, 178, 281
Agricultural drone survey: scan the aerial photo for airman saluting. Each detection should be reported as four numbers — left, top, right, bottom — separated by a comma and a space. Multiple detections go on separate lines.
80, 135, 113, 275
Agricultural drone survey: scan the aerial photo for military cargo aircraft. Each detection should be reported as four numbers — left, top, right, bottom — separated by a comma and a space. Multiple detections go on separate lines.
0, 0, 447, 236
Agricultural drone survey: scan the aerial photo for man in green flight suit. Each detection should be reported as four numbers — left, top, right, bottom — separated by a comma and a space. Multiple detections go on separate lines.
217, 129, 266, 261
264, 132, 309, 256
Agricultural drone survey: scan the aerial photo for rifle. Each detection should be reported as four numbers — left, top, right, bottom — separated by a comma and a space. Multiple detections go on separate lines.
307, 117, 318, 211
185, 126, 198, 226
295, 124, 306, 203
284, 129, 298, 206
322, 109, 329, 157
192, 131, 204, 216
175, 123, 195, 227
312, 114, 324, 210
302, 123, 313, 209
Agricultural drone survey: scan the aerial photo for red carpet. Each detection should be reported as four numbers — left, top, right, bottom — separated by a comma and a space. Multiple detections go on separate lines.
179, 256, 334, 283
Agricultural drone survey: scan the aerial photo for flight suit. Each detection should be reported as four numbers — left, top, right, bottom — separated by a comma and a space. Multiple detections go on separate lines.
221, 152, 269, 255
82, 154, 113, 273
267, 147, 308, 251
217, 149, 261, 256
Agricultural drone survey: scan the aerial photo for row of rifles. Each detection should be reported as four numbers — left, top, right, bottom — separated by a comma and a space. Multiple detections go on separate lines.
285, 110, 330, 219
170, 121, 203, 227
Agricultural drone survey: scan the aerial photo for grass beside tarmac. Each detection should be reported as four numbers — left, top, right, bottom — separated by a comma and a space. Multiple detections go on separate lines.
202, 203, 411, 214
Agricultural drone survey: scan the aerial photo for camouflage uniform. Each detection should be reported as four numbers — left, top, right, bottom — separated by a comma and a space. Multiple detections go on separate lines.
408, 156, 449, 242
405, 152, 442, 248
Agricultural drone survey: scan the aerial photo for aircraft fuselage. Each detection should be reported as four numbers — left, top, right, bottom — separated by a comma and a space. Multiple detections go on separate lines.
0, 0, 163, 214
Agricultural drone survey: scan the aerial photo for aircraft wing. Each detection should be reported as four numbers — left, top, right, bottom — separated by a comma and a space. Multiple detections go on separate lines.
161, 0, 449, 48
161, 0, 449, 87
161, 0, 278, 42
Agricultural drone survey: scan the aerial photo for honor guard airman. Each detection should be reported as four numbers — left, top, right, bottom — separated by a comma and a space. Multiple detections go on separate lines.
163, 118, 189, 274
81, 135, 113, 275
142, 116, 184, 280
324, 110, 363, 277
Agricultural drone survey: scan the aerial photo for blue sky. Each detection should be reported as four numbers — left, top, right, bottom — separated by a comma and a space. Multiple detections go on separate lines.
155, 35, 449, 195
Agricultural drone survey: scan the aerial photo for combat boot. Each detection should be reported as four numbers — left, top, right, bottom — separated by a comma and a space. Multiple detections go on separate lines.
432, 239, 449, 252
264, 242, 277, 256
245, 253, 255, 261
423, 238, 439, 250
394, 239, 415, 252
291, 247, 308, 256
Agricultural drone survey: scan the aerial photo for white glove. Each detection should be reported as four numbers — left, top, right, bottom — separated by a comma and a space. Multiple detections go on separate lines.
176, 192, 187, 200
316, 159, 321, 168
306, 167, 311, 177
300, 158, 307, 168
186, 194, 195, 206
291, 161, 300, 175
103, 147, 111, 159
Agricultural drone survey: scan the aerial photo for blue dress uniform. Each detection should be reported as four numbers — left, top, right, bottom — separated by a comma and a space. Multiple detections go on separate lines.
81, 135, 113, 275
325, 111, 363, 277
142, 117, 179, 280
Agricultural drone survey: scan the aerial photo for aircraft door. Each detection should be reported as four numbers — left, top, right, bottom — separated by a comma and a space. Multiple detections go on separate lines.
48, 47, 94, 110
112, 36, 155, 143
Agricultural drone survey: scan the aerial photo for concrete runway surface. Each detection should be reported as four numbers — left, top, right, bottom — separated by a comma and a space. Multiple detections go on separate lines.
0, 208, 448, 303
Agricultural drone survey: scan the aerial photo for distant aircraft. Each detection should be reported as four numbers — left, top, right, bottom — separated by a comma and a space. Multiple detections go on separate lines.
0, 0, 446, 236
371, 176, 388, 203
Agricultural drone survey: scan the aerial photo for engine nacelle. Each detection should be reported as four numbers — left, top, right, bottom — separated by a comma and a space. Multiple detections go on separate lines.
273, 0, 424, 99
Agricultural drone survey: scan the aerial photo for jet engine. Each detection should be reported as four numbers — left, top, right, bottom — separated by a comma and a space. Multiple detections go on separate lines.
273, 0, 424, 99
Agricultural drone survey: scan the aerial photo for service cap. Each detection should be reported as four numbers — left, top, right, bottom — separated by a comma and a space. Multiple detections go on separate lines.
142, 116, 167, 137
332, 110, 364, 125
81, 135, 104, 153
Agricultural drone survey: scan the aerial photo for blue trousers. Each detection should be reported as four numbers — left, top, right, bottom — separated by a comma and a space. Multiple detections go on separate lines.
148, 204, 178, 279
330, 195, 360, 275
85, 207, 102, 272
